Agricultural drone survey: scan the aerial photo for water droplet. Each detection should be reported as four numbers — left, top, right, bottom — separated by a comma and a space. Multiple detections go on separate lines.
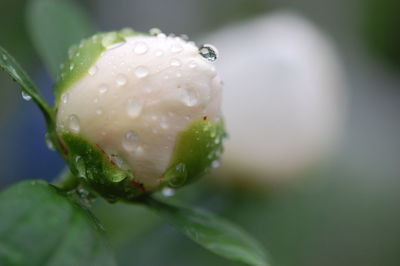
2, 54, 7, 61
170, 58, 181, 67
68, 115, 80, 133
165, 163, 188, 187
180, 34, 189, 41
61, 93, 69, 104
160, 116, 169, 129
155, 50, 163, 57
45, 133, 55, 151
175, 71, 182, 78
170, 44, 182, 53
116, 74, 127, 86
126, 99, 143, 118
96, 108, 103, 115
188, 61, 197, 69
133, 42, 148, 55
161, 187, 175, 197
122, 130, 140, 152
211, 160, 220, 168
136, 145, 144, 156
149, 27, 162, 36
75, 155, 86, 178
181, 88, 198, 107
99, 84, 108, 94
199, 44, 218, 62
69, 63, 74, 71
107, 41, 125, 50
21, 92, 31, 101
88, 66, 98, 76
157, 33, 167, 39
134, 66, 149, 78
214, 137, 220, 144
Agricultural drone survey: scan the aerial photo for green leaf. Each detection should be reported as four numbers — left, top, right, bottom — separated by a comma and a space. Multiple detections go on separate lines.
26, 0, 95, 78
145, 198, 269, 266
0, 180, 116, 266
0, 46, 53, 127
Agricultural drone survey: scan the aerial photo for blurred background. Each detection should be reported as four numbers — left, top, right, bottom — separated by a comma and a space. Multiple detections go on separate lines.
1, 0, 400, 265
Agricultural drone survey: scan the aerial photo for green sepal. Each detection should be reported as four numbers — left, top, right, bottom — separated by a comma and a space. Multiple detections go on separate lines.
163, 118, 226, 188
60, 132, 146, 202
53, 28, 143, 105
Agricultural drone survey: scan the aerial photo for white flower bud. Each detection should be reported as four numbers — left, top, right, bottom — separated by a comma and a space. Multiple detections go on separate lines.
55, 29, 224, 199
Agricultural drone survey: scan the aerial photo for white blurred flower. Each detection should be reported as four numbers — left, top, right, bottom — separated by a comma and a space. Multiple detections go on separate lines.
204, 11, 346, 184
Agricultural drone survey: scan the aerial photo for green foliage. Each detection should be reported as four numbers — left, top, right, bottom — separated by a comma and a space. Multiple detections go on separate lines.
164, 118, 226, 188
0, 180, 116, 266
26, 0, 95, 78
364, 0, 400, 68
146, 197, 269, 266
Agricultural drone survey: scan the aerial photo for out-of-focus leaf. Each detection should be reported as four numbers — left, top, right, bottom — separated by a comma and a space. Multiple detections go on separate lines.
146, 197, 269, 266
0, 46, 53, 127
0, 180, 116, 266
26, 0, 95, 78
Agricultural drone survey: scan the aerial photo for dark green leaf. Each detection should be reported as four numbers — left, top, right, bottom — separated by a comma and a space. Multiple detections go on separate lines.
0, 46, 53, 127
26, 0, 95, 78
0, 180, 116, 266
146, 198, 269, 266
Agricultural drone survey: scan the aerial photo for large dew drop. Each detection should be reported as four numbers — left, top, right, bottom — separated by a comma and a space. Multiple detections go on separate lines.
68, 114, 80, 133
199, 44, 218, 62
126, 99, 143, 118
122, 130, 140, 152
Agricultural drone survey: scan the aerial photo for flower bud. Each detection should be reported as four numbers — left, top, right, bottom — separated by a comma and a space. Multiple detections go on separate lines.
55, 29, 225, 200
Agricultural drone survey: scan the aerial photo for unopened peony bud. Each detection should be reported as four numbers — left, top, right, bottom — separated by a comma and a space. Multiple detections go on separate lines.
55, 29, 225, 200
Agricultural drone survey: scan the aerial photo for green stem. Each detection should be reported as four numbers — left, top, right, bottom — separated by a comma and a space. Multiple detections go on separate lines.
53, 167, 79, 191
